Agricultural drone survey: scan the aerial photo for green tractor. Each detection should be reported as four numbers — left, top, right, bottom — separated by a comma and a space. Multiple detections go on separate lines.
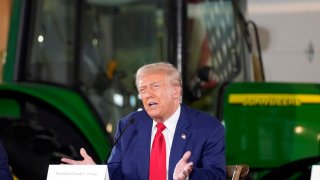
0, 0, 250, 179
0, 0, 251, 179
221, 82, 320, 179
0, 0, 192, 179
3, 0, 318, 180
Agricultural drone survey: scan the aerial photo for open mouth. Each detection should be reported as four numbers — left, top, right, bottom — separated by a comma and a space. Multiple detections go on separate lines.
148, 102, 158, 108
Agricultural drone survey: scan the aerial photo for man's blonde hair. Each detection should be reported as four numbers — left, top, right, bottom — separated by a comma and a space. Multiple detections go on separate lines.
135, 62, 182, 90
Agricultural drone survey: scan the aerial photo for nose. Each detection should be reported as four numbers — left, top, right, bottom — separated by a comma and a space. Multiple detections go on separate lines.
143, 88, 154, 99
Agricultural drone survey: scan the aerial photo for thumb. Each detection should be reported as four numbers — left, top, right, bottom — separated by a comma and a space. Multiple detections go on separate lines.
182, 151, 191, 161
80, 148, 90, 159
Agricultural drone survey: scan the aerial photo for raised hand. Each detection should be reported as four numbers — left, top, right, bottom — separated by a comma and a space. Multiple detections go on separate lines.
173, 151, 193, 180
61, 148, 96, 165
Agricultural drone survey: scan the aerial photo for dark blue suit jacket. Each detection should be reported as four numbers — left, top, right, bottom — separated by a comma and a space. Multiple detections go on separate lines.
0, 141, 13, 180
107, 104, 226, 180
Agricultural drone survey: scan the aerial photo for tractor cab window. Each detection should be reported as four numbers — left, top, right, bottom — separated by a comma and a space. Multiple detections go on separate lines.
23, 0, 167, 137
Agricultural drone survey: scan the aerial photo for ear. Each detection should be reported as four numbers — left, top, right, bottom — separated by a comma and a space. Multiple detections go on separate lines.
172, 86, 181, 99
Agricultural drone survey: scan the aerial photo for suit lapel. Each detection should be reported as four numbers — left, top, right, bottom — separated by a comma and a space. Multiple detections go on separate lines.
168, 105, 191, 180
137, 114, 153, 179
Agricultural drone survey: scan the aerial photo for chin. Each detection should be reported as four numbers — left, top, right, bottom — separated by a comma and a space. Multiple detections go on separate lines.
146, 108, 162, 118
148, 113, 161, 120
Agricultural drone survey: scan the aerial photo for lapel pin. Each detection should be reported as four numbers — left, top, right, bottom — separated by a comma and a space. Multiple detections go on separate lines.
181, 133, 186, 139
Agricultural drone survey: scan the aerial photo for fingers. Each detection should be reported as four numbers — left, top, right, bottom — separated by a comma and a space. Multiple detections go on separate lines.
182, 162, 193, 175
177, 173, 185, 179
173, 152, 194, 180
61, 158, 79, 165
176, 163, 193, 180
61, 148, 96, 165
184, 162, 193, 174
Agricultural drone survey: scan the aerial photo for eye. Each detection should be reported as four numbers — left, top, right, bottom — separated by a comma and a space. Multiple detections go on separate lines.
139, 88, 146, 94
153, 84, 160, 89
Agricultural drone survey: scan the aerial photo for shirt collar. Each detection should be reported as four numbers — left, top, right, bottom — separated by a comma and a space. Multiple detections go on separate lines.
152, 105, 181, 133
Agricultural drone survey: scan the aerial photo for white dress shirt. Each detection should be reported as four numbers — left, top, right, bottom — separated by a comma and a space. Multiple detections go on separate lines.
150, 105, 181, 180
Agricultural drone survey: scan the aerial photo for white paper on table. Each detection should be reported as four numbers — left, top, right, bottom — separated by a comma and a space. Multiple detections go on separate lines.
46, 165, 109, 180
310, 165, 320, 180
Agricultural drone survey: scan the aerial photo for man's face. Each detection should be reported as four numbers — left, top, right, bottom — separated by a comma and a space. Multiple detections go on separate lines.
137, 72, 180, 121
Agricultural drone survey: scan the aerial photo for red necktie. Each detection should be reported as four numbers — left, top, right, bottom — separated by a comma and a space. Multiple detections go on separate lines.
149, 122, 166, 180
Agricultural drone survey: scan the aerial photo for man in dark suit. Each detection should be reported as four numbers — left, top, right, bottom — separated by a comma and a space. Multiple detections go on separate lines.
0, 141, 13, 180
62, 62, 225, 179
